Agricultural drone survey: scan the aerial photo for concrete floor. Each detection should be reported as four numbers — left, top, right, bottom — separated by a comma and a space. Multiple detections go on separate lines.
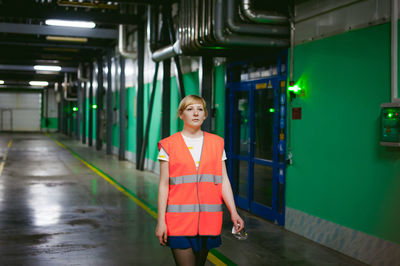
0, 133, 367, 266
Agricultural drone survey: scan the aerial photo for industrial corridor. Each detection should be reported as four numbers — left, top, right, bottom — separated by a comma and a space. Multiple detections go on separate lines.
0, 0, 400, 265
0, 133, 366, 265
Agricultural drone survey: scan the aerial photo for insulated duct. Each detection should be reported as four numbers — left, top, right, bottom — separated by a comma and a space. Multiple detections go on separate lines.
241, 0, 288, 24
178, 0, 289, 54
150, 0, 289, 59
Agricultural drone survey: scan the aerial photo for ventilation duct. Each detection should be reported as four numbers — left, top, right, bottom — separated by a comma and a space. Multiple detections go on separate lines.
177, 0, 289, 55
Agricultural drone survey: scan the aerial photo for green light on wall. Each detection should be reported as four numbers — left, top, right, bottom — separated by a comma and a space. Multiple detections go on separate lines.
269, 108, 275, 113
72, 107, 78, 112
92, 104, 97, 109
288, 84, 302, 94
387, 113, 393, 118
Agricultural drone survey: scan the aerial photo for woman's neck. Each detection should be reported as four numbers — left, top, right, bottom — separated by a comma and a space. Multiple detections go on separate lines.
181, 126, 203, 138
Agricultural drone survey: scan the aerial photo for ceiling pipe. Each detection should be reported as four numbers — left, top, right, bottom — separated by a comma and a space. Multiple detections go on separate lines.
214, 0, 289, 47
152, 40, 182, 62
62, 73, 77, 101
392, 0, 400, 103
241, 0, 288, 24
227, 0, 289, 36
118, 24, 137, 58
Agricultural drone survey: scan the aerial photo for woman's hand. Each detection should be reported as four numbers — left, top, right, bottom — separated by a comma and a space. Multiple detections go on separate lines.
231, 212, 245, 233
155, 222, 168, 246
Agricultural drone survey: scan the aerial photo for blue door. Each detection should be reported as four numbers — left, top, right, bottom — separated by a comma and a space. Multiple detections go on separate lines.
226, 59, 287, 225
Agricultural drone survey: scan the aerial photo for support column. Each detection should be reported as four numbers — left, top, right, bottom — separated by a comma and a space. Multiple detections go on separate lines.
88, 64, 93, 147
106, 52, 113, 155
82, 78, 87, 144
119, 56, 126, 160
201, 56, 213, 132
136, 13, 145, 168
96, 57, 103, 151
161, 58, 171, 139
76, 80, 81, 140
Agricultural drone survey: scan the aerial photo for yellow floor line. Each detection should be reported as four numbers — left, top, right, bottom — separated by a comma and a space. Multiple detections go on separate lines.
0, 140, 12, 176
54, 138, 228, 266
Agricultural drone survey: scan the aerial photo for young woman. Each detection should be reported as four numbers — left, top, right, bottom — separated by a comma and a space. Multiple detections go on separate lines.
156, 95, 244, 266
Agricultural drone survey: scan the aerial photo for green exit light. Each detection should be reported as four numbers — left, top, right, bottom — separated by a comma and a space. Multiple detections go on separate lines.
269, 108, 275, 113
92, 104, 97, 109
72, 107, 78, 112
288, 84, 302, 93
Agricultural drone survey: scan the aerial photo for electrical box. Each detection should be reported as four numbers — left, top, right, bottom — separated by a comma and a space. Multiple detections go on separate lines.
380, 103, 400, 147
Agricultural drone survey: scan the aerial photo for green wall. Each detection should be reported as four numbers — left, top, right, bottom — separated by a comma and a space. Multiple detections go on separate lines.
287, 22, 400, 244
41, 117, 58, 129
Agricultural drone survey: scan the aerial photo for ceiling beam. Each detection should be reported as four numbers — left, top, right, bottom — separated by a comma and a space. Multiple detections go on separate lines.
0, 23, 118, 39
0, 64, 77, 72
0, 41, 107, 50
0, 3, 140, 25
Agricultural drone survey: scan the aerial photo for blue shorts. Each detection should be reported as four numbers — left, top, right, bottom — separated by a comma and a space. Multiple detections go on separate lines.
168, 235, 221, 252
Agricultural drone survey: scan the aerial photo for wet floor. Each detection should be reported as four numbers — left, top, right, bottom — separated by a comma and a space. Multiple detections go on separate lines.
0, 133, 366, 266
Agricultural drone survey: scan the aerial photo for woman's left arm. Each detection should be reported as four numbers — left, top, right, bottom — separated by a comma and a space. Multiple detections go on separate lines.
221, 161, 244, 232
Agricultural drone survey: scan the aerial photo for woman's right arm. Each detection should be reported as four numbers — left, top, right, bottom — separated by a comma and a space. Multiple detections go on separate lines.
155, 160, 169, 245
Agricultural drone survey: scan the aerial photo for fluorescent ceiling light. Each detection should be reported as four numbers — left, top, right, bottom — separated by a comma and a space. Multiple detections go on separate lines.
34, 65, 62, 72
46, 36, 88, 43
36, 71, 59, 75
45, 19, 96, 28
29, 81, 49, 86
0, 80, 4, 85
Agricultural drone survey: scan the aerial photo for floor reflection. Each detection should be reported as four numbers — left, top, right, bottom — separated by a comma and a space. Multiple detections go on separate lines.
28, 184, 61, 226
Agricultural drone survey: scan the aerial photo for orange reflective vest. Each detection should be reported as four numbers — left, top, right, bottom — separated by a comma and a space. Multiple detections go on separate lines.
158, 131, 224, 236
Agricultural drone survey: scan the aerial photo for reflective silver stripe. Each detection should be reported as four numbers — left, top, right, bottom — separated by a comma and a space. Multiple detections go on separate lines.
170, 174, 222, 185
167, 204, 223, 213
169, 175, 197, 185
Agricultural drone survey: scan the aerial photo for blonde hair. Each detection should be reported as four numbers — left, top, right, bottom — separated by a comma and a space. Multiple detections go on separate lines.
177, 95, 208, 117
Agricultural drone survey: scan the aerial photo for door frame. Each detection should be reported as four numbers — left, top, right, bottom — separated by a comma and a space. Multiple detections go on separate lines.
225, 56, 287, 225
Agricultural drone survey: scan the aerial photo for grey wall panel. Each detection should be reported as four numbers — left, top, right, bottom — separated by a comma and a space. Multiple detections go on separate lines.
0, 92, 41, 131
295, 0, 391, 45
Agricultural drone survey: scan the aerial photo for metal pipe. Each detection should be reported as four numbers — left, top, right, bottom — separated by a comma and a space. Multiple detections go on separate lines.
151, 40, 182, 62
139, 62, 160, 170
63, 73, 77, 101
227, 0, 289, 36
241, 0, 288, 24
392, 0, 400, 103
214, 0, 289, 47
118, 24, 137, 59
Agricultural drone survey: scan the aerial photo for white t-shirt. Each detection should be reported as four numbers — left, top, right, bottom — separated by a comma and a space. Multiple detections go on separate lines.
158, 134, 227, 168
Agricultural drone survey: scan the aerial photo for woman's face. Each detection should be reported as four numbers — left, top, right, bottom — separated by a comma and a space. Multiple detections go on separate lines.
179, 103, 206, 128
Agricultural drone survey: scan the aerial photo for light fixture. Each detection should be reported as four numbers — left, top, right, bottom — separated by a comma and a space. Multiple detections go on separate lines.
46, 36, 88, 43
0, 80, 4, 85
45, 19, 96, 29
34, 65, 62, 72
29, 81, 49, 86
36, 71, 60, 75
